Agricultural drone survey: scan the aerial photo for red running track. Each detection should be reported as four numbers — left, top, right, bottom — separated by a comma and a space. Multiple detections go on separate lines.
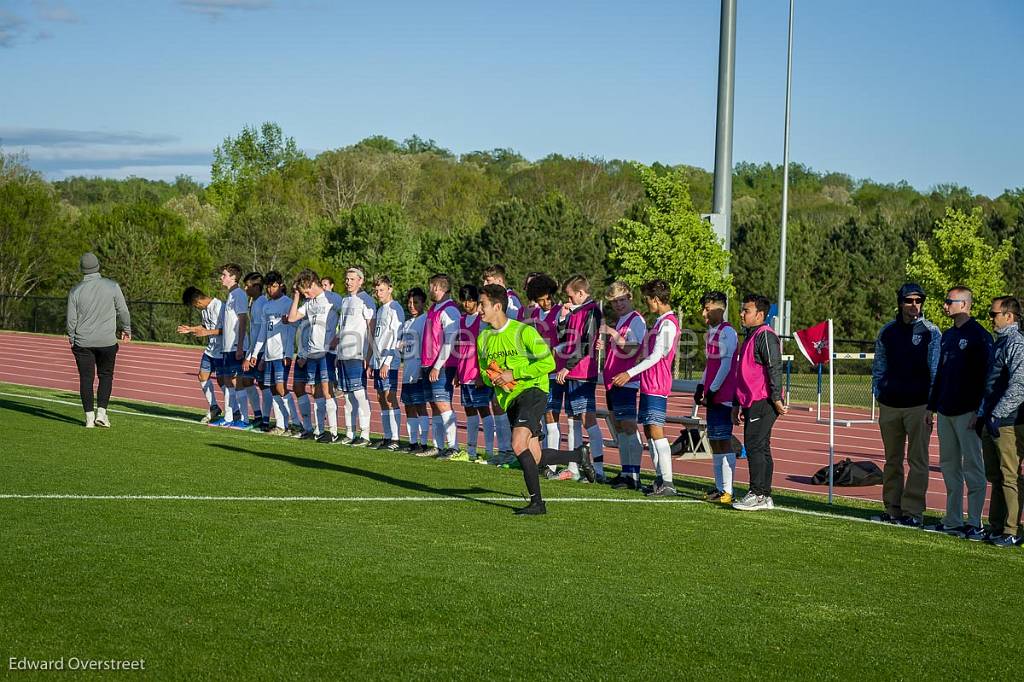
0, 331, 967, 513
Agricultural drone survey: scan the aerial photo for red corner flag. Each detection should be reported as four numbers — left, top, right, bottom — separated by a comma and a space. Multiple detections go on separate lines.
794, 321, 830, 366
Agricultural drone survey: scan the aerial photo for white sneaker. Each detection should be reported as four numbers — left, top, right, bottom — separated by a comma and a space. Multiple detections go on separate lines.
85, 411, 96, 429
95, 408, 110, 428
732, 492, 760, 511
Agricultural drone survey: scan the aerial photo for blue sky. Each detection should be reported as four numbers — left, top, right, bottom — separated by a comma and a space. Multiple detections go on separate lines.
2, 0, 1022, 197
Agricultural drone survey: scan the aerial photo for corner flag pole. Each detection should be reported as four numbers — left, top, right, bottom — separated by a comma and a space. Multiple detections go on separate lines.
776, 0, 794, 334
827, 317, 835, 504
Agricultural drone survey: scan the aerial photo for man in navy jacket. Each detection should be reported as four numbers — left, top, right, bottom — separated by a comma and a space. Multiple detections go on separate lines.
926, 286, 992, 539
871, 283, 940, 526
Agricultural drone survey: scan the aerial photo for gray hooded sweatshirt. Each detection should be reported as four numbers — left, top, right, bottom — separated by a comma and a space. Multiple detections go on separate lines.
66, 273, 132, 347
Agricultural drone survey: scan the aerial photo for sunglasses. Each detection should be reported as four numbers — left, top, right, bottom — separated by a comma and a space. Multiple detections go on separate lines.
989, 310, 1005, 319
944, 298, 966, 305
901, 297, 924, 305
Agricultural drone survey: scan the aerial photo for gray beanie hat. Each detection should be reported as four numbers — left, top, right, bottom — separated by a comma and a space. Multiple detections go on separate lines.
80, 252, 100, 274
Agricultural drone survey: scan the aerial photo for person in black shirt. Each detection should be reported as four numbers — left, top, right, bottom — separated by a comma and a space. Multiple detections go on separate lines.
925, 286, 993, 540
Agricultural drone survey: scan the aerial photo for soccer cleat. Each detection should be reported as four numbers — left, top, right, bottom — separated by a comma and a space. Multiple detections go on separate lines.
647, 484, 679, 497
705, 489, 724, 501
316, 431, 340, 444
350, 437, 371, 448
869, 512, 900, 524
297, 430, 316, 440
576, 443, 597, 483
287, 423, 304, 436
513, 500, 547, 516
339, 436, 355, 446
719, 492, 733, 504
606, 474, 628, 488
544, 468, 561, 480
208, 418, 229, 427
226, 420, 250, 430
897, 516, 923, 529
962, 525, 987, 542
594, 474, 608, 485
557, 469, 579, 482
418, 446, 440, 458
447, 450, 471, 463
201, 405, 223, 424
200, 413, 213, 424
384, 441, 402, 452
267, 427, 287, 436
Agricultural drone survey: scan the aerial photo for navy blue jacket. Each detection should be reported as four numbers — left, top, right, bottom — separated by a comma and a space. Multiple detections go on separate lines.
872, 315, 940, 408
927, 318, 993, 416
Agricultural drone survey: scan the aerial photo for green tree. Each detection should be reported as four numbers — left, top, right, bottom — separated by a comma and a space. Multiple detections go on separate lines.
322, 204, 428, 296
609, 165, 731, 325
208, 122, 306, 212
905, 207, 1013, 328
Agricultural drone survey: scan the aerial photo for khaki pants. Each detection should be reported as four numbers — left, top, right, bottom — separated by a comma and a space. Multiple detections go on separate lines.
878, 403, 930, 520
981, 425, 1024, 536
937, 412, 987, 529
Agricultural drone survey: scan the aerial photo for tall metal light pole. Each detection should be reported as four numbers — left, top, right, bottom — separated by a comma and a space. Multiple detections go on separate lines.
777, 0, 795, 335
710, 0, 737, 252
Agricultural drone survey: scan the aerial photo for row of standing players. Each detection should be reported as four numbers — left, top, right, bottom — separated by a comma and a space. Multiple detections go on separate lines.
178, 264, 787, 515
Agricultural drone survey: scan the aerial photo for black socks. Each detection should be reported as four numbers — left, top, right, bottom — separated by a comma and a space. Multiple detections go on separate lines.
516, 450, 542, 503
539, 448, 578, 467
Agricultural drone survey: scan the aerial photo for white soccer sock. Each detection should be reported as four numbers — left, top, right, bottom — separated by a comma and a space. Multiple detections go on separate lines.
628, 433, 644, 483
315, 398, 326, 435
222, 386, 235, 422
324, 397, 338, 435
482, 415, 495, 454
417, 416, 430, 445
406, 414, 416, 443
495, 413, 512, 451
722, 452, 736, 495
287, 392, 301, 426
442, 410, 457, 449
343, 393, 356, 439
202, 379, 218, 409
247, 385, 261, 416
566, 418, 579, 476
299, 394, 312, 432
587, 424, 605, 477
655, 438, 673, 485
236, 388, 249, 422
389, 409, 401, 443
545, 421, 560, 450
466, 414, 480, 455
432, 414, 444, 448
353, 389, 371, 439
261, 388, 273, 421
273, 394, 291, 427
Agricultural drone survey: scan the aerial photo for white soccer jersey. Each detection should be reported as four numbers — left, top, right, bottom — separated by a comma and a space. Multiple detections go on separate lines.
250, 295, 294, 362
337, 291, 376, 361
220, 287, 249, 353
247, 294, 268, 355
372, 300, 405, 370
324, 290, 343, 353
506, 289, 524, 321
201, 298, 223, 359
398, 314, 426, 384
615, 312, 648, 390
296, 292, 336, 359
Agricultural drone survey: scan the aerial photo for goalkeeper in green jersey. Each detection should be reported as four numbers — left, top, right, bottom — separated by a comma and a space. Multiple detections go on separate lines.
477, 284, 596, 515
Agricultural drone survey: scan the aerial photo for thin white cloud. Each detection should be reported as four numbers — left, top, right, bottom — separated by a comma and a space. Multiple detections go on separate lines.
178, 0, 272, 18
0, 126, 179, 147
33, 0, 80, 24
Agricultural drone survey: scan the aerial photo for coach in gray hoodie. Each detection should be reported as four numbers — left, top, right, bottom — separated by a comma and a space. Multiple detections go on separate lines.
66, 252, 131, 428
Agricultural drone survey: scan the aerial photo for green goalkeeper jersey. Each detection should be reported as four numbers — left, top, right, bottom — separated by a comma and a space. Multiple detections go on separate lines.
477, 319, 555, 410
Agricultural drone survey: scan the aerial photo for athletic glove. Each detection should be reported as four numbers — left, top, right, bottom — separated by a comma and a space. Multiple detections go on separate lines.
486, 360, 516, 390
693, 383, 705, 406
704, 388, 717, 406
986, 416, 1001, 439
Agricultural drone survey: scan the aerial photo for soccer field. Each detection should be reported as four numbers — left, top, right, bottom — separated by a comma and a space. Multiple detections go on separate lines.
1, 383, 1018, 679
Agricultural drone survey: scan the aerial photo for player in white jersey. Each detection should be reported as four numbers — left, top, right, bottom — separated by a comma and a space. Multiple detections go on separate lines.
177, 286, 224, 423
370, 275, 406, 451
287, 269, 342, 443
480, 264, 521, 460
397, 287, 429, 452
321, 276, 343, 432
291, 317, 317, 439
241, 272, 267, 428
212, 263, 250, 428
246, 271, 295, 435
336, 267, 377, 446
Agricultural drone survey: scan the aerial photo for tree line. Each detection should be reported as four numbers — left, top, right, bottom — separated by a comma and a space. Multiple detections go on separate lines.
2, 122, 1021, 342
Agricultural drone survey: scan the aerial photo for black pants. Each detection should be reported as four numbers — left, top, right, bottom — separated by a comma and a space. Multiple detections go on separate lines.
743, 399, 778, 496
72, 344, 119, 412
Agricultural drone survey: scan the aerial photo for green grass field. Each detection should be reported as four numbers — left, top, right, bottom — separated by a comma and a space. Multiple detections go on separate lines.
1, 382, 1018, 680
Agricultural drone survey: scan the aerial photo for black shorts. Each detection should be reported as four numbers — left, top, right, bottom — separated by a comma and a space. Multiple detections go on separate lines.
506, 387, 548, 439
